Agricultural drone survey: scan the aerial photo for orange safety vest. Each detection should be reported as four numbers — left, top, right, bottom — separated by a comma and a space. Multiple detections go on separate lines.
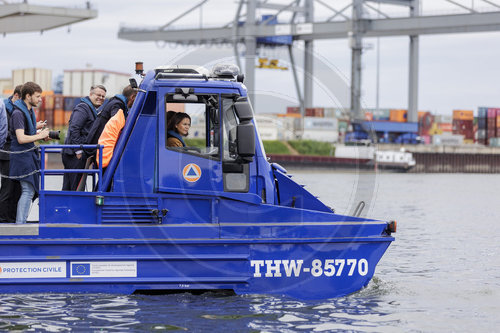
97, 109, 125, 168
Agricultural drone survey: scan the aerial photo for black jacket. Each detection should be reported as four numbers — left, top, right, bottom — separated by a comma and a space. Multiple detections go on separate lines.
63, 97, 97, 155
85, 95, 127, 146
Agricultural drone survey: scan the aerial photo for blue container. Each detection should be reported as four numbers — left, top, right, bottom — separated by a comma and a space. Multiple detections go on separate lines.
478, 117, 487, 129
478, 107, 488, 118
256, 15, 293, 46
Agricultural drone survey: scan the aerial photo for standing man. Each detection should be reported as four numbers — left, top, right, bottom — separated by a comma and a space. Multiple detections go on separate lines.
10, 82, 52, 224
86, 85, 136, 145
0, 85, 22, 223
97, 89, 137, 170
62, 85, 106, 191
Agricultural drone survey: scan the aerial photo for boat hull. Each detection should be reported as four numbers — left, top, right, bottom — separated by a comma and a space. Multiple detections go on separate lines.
0, 224, 392, 299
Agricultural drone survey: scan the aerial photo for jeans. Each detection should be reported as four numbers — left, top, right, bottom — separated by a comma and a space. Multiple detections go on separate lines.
16, 180, 35, 224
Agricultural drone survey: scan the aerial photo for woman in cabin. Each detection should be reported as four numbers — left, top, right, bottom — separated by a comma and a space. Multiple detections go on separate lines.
167, 112, 191, 147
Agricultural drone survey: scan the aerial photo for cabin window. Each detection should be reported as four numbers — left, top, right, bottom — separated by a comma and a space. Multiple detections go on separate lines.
222, 98, 239, 162
141, 91, 157, 115
165, 93, 220, 160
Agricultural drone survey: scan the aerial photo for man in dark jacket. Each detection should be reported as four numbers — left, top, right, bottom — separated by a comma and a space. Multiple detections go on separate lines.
85, 85, 136, 146
62, 85, 106, 191
0, 85, 22, 222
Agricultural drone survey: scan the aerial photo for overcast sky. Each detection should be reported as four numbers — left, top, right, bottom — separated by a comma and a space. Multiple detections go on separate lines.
1, 0, 499, 115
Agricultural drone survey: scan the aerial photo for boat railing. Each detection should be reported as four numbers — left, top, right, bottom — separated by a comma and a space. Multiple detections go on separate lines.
39, 144, 103, 193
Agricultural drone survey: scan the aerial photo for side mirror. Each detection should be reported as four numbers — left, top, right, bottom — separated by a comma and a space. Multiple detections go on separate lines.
236, 122, 255, 163
234, 97, 253, 121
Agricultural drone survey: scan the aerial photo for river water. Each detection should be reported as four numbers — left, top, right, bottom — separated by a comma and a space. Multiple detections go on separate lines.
3, 171, 499, 332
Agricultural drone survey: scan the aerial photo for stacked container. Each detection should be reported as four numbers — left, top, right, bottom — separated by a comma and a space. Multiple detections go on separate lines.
418, 111, 434, 144
286, 106, 300, 115
40, 91, 55, 128
487, 108, 499, 144
478, 107, 500, 145
305, 107, 324, 117
389, 109, 407, 122
477, 107, 487, 145
372, 109, 390, 121
452, 110, 474, 143
53, 95, 65, 128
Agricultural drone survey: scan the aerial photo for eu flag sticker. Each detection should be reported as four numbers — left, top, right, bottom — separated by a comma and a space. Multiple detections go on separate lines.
71, 263, 90, 276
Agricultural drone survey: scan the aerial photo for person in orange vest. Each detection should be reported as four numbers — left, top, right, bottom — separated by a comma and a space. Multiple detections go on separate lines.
97, 91, 137, 170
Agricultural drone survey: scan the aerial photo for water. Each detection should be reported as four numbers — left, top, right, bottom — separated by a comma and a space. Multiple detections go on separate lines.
4, 172, 500, 332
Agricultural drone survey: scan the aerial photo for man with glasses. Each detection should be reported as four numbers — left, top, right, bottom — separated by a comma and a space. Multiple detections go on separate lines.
61, 85, 106, 191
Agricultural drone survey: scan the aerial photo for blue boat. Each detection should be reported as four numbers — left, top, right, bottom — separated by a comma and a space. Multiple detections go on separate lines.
0, 64, 395, 299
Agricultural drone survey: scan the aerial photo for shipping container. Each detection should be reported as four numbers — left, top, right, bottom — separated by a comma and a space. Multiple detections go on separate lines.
54, 95, 64, 110
389, 109, 407, 122
418, 112, 434, 136
477, 129, 486, 139
278, 113, 301, 118
497, 116, 500, 128
305, 107, 324, 117
478, 107, 488, 118
42, 94, 55, 111
45, 109, 54, 128
487, 108, 499, 118
304, 117, 338, 130
37, 110, 46, 124
478, 117, 487, 129
434, 115, 453, 124
287, 106, 300, 114
64, 110, 72, 125
477, 138, 487, 145
338, 120, 349, 132
373, 109, 390, 121
302, 129, 338, 142
487, 118, 496, 131
489, 137, 500, 147
364, 111, 373, 121
452, 110, 474, 120
420, 135, 431, 144
63, 97, 80, 111
438, 123, 452, 132
452, 119, 474, 140
53, 109, 65, 127
432, 134, 463, 146
487, 129, 496, 138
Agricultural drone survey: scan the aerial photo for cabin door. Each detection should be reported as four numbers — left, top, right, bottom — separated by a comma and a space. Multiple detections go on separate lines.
156, 89, 224, 198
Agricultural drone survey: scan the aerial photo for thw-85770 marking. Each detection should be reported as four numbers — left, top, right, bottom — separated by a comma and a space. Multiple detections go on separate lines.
250, 259, 369, 278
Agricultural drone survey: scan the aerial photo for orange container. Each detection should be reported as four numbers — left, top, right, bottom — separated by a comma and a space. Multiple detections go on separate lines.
53, 109, 65, 127
453, 110, 474, 121
278, 113, 301, 118
64, 110, 72, 125
390, 109, 407, 122
439, 123, 452, 132
364, 112, 373, 121
497, 116, 500, 128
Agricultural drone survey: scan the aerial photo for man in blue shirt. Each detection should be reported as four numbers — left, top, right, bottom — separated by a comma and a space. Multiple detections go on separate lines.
0, 85, 22, 223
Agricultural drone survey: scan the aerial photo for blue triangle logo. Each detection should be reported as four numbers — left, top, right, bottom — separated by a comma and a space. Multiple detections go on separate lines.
187, 167, 198, 176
